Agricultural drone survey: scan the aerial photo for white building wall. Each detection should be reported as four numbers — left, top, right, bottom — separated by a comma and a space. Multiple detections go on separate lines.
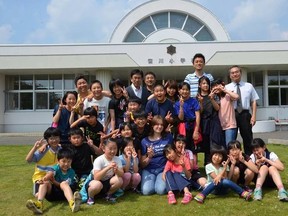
0, 74, 4, 132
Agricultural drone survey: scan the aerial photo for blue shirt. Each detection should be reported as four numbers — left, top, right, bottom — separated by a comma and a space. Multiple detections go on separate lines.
145, 98, 175, 117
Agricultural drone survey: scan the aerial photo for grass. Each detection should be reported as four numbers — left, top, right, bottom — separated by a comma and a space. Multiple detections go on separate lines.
0, 144, 287, 216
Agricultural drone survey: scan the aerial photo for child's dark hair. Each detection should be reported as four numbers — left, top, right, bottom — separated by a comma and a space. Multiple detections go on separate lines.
128, 97, 142, 106
104, 137, 118, 146
119, 122, 133, 132
163, 144, 176, 156
57, 148, 74, 160
210, 144, 227, 162
211, 79, 225, 98
74, 74, 88, 86
251, 138, 266, 150
178, 81, 190, 90
62, 91, 78, 105
198, 76, 211, 94
153, 84, 165, 91
68, 127, 84, 138
175, 134, 187, 143
44, 127, 61, 140
109, 78, 125, 95
120, 137, 135, 153
133, 110, 147, 119
90, 80, 103, 90
227, 140, 242, 152
83, 106, 98, 117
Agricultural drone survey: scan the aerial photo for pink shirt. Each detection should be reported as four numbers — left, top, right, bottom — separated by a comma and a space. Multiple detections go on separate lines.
164, 156, 191, 173
218, 94, 237, 130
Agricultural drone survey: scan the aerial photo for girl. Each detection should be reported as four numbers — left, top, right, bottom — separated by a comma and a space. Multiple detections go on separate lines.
164, 79, 178, 104
52, 91, 78, 145
227, 140, 258, 191
197, 76, 222, 165
86, 138, 124, 205
174, 134, 206, 190
83, 80, 111, 133
194, 145, 252, 203
119, 137, 141, 192
211, 79, 239, 146
174, 81, 200, 169
251, 138, 288, 201
108, 78, 129, 130
140, 115, 173, 195
162, 144, 192, 205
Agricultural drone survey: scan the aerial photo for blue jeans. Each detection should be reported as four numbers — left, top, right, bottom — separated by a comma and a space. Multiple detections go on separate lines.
224, 128, 237, 147
165, 171, 190, 192
201, 178, 244, 197
141, 168, 166, 195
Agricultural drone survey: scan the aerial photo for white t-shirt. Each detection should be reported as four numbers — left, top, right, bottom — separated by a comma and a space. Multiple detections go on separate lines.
83, 96, 111, 127
92, 154, 123, 181
250, 151, 278, 164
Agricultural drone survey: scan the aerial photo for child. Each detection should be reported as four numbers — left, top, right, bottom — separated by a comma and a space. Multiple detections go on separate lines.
145, 84, 175, 124
70, 106, 104, 147
68, 128, 103, 189
27, 148, 82, 213
164, 79, 178, 104
174, 81, 201, 168
53, 91, 78, 145
174, 134, 206, 189
131, 110, 151, 142
119, 137, 141, 192
251, 138, 288, 201
25, 127, 62, 214
227, 140, 258, 191
83, 80, 111, 133
197, 76, 221, 165
124, 98, 142, 123
108, 78, 129, 130
162, 144, 192, 205
86, 138, 124, 205
194, 145, 252, 203
211, 79, 239, 146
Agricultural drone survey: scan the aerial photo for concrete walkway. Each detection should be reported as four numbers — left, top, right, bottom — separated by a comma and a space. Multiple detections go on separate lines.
0, 131, 288, 146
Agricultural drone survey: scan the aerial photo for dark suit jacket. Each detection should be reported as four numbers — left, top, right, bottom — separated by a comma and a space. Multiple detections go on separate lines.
126, 85, 150, 107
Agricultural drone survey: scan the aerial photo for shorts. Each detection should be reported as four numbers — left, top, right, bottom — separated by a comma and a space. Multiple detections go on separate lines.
191, 169, 204, 182
253, 173, 276, 188
45, 183, 77, 201
96, 178, 112, 198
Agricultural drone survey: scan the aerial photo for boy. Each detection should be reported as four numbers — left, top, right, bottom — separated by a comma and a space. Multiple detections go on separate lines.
25, 127, 62, 214
131, 110, 150, 142
28, 148, 82, 213
124, 98, 142, 123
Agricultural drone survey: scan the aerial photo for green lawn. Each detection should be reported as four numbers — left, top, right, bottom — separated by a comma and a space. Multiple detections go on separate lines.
0, 144, 287, 216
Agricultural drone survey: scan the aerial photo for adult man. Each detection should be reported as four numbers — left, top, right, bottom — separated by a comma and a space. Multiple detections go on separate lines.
184, 53, 213, 98
126, 69, 150, 107
144, 71, 156, 96
225, 65, 259, 155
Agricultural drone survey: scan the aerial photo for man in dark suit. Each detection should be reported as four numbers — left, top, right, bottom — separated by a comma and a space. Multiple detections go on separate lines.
126, 69, 150, 108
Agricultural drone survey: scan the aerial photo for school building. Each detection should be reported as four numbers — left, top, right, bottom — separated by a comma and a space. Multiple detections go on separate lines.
0, 0, 287, 133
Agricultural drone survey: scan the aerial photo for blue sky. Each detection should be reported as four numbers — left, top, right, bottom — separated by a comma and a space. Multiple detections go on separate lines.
0, 0, 287, 44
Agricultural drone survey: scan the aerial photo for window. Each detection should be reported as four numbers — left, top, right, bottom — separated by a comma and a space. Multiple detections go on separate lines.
268, 70, 288, 106
5, 74, 76, 110
247, 71, 263, 107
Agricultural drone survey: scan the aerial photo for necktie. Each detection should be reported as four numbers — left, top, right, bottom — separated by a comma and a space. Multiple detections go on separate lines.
236, 83, 243, 113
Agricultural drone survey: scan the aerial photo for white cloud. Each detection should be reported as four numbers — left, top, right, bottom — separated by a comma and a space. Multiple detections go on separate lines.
27, 0, 147, 44
0, 24, 12, 43
227, 0, 288, 40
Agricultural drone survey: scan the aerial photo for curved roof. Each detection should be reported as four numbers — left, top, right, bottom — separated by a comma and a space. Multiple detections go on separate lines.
110, 0, 230, 43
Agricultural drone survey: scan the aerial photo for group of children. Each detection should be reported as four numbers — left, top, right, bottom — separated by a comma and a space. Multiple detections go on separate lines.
25, 74, 288, 214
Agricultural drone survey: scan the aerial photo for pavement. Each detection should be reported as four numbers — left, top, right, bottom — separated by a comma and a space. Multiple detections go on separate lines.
0, 131, 288, 146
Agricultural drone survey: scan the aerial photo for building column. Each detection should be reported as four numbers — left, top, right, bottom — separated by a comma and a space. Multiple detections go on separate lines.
0, 74, 4, 132
95, 70, 112, 91
241, 68, 247, 82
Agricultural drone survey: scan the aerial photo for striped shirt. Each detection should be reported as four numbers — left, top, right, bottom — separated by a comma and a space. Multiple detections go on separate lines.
184, 72, 214, 97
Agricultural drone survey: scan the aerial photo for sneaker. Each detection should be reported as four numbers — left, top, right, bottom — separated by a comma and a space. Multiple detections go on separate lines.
243, 185, 253, 193
181, 193, 192, 204
194, 193, 205, 204
167, 192, 177, 204
253, 188, 262, 201
26, 199, 43, 214
278, 189, 288, 202
241, 190, 252, 201
105, 194, 117, 203
113, 189, 124, 198
71, 191, 82, 212
87, 197, 95, 205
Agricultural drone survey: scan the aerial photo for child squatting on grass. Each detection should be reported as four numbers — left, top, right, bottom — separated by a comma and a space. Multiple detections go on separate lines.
194, 145, 252, 203
25, 127, 62, 214
250, 138, 288, 201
